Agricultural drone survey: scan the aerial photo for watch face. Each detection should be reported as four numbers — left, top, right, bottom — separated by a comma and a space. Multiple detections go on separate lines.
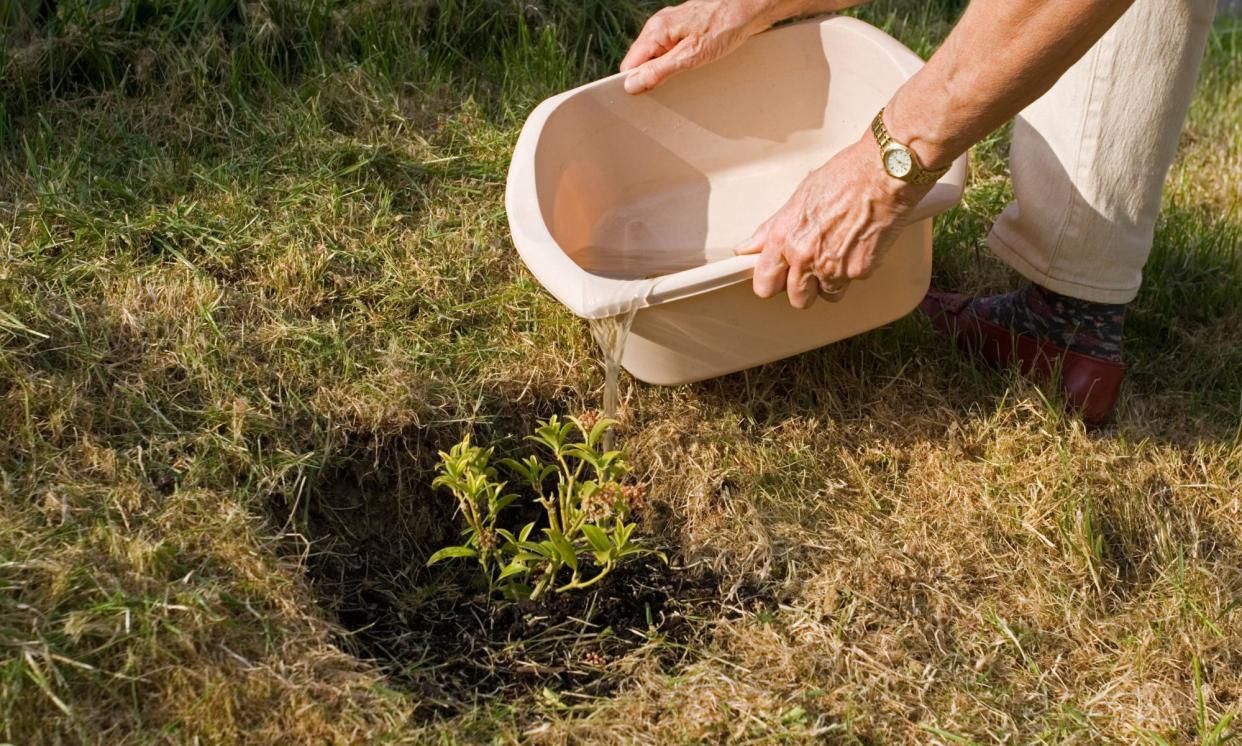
884, 147, 913, 179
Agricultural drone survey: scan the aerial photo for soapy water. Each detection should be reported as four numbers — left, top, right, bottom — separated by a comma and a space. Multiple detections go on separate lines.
588, 307, 638, 452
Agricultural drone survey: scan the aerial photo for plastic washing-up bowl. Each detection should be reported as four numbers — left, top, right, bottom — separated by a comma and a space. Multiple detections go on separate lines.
506, 15, 967, 386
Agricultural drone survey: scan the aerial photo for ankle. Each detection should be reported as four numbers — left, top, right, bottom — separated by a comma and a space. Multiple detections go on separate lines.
970, 283, 1126, 363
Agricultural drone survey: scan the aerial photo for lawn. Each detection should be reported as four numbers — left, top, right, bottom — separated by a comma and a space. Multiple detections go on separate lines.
2, 1, 1240, 743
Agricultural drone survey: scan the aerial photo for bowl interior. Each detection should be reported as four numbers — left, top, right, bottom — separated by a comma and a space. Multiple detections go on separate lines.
531, 20, 909, 281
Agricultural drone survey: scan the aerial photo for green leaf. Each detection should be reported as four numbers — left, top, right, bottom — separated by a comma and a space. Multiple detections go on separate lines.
493, 493, 520, 513
614, 545, 660, 562
426, 546, 477, 566
1209, 712, 1235, 743
517, 540, 553, 557
500, 457, 540, 487
575, 480, 600, 508
600, 450, 627, 473
504, 582, 533, 600
518, 522, 536, 542
564, 443, 602, 470
581, 524, 611, 554
612, 521, 636, 548
530, 416, 575, 456
544, 529, 578, 572
588, 417, 620, 448
497, 561, 529, 581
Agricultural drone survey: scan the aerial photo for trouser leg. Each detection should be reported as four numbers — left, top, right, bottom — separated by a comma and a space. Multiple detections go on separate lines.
987, 0, 1218, 304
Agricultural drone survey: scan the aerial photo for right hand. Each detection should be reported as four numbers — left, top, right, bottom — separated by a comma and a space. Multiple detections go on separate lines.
620, 0, 786, 94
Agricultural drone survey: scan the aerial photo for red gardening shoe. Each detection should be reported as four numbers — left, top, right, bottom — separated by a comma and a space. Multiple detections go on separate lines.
920, 289, 1125, 425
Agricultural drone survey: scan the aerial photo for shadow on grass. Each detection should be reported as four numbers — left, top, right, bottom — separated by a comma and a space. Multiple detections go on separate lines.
270, 383, 774, 719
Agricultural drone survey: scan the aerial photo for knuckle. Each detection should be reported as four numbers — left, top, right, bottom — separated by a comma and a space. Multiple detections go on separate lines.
669, 45, 701, 72
788, 245, 815, 268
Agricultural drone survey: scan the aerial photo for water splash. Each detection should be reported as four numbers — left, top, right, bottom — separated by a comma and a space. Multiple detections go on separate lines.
588, 308, 638, 452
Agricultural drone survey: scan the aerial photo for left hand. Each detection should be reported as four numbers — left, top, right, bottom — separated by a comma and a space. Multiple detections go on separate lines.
735, 136, 932, 308
619, 0, 782, 95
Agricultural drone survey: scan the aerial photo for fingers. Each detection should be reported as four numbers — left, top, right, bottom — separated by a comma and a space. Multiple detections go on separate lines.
733, 226, 766, 256
624, 40, 698, 94
751, 237, 853, 307
620, 16, 676, 73
749, 226, 823, 308
752, 246, 854, 306
752, 242, 787, 300
844, 250, 876, 281
812, 250, 852, 302
745, 219, 862, 307
620, 12, 682, 94
785, 261, 819, 310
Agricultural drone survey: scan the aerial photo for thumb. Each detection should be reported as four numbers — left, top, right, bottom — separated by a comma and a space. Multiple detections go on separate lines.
624, 42, 697, 94
734, 225, 767, 256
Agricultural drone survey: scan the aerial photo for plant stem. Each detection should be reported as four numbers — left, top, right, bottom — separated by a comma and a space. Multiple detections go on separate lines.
556, 565, 613, 594
556, 451, 575, 534
530, 565, 558, 601
540, 495, 560, 533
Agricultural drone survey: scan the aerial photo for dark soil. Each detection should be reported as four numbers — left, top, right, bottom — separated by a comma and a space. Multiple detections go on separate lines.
337, 555, 769, 717
277, 427, 776, 718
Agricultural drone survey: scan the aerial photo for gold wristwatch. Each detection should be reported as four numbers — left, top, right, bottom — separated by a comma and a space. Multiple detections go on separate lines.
870, 107, 949, 185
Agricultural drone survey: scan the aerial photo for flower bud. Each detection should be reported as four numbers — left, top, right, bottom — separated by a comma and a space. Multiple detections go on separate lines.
622, 483, 647, 510
578, 410, 602, 431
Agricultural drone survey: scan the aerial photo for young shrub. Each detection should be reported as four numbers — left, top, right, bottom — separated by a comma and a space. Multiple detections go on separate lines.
429, 414, 660, 601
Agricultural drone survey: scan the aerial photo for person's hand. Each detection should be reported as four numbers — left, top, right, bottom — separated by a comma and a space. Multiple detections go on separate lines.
620, 0, 787, 94
735, 136, 931, 308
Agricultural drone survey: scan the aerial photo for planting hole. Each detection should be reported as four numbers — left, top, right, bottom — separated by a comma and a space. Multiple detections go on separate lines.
271, 424, 771, 718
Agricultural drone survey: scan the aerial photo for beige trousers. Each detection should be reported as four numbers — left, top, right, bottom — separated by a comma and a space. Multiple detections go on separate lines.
988, 0, 1219, 304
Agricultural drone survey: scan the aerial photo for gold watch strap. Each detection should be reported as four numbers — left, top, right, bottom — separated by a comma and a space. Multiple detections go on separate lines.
870, 109, 892, 150
871, 107, 950, 185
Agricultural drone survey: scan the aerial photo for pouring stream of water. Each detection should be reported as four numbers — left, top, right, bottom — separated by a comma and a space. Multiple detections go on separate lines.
588, 308, 638, 452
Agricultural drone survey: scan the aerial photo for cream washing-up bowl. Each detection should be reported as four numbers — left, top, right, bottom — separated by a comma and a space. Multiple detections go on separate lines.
506, 15, 967, 386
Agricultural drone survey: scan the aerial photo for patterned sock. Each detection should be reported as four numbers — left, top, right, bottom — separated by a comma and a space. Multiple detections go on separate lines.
968, 283, 1127, 363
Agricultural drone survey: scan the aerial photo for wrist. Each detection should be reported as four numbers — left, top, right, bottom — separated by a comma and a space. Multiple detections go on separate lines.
751, 0, 866, 32
774, 0, 866, 21
882, 96, 957, 173
753, 0, 798, 28
852, 136, 933, 207
758, 0, 823, 26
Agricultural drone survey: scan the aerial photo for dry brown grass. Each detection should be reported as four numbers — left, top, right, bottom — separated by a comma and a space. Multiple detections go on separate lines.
2, 1, 1239, 743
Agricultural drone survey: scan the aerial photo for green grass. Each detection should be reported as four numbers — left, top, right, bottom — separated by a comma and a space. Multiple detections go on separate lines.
2, 1, 1240, 742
